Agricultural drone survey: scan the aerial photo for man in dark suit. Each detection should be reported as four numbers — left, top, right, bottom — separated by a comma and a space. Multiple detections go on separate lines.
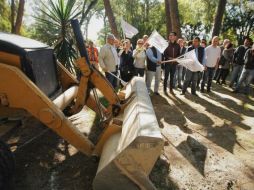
181, 37, 205, 96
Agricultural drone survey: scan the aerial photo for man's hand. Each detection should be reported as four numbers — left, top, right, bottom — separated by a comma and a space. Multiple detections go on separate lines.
102, 68, 108, 72
215, 64, 219, 70
157, 61, 162, 64
204, 66, 207, 71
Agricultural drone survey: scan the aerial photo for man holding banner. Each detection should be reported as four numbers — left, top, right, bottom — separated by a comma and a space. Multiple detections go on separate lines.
181, 37, 205, 96
163, 32, 181, 95
146, 45, 162, 95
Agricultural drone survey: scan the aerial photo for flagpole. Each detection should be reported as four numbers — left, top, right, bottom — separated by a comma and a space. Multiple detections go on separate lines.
161, 59, 178, 64
107, 71, 127, 86
161, 50, 192, 64
121, 17, 126, 41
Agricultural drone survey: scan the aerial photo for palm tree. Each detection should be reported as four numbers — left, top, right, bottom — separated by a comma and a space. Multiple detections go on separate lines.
103, 0, 119, 38
36, 0, 80, 73
212, 0, 227, 37
169, 0, 181, 37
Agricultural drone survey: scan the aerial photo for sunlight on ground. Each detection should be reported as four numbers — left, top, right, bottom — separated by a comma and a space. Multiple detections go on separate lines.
175, 93, 225, 127
199, 94, 238, 115
212, 91, 243, 106
243, 103, 254, 111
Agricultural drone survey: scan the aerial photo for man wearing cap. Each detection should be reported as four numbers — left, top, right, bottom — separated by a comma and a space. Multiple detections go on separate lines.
99, 34, 119, 88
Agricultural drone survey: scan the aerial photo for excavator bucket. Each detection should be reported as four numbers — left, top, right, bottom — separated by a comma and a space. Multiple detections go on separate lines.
69, 20, 164, 189
93, 77, 164, 190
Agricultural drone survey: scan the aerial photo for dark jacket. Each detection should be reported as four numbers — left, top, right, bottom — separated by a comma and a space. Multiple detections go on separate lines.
164, 41, 181, 61
187, 46, 205, 64
233, 45, 250, 65
119, 50, 134, 74
244, 49, 254, 70
146, 47, 158, 72
222, 48, 234, 69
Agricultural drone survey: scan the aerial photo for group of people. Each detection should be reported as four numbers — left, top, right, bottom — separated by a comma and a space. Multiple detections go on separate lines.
87, 32, 254, 96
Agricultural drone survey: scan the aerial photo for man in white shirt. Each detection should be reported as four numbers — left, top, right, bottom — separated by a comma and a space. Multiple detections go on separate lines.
99, 34, 119, 88
201, 36, 221, 93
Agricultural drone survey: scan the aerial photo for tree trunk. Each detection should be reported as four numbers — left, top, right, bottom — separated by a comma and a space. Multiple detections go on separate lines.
79, 0, 98, 26
164, 0, 172, 37
11, 0, 25, 34
11, 0, 15, 33
212, 0, 227, 37
169, 0, 181, 38
103, 0, 119, 38
14, 0, 25, 34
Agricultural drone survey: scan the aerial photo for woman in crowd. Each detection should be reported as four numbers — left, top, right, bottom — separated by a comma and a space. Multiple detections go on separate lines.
133, 39, 146, 77
216, 42, 234, 85
119, 39, 135, 82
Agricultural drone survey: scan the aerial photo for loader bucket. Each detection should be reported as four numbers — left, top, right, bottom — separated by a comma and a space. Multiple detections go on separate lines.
93, 77, 164, 190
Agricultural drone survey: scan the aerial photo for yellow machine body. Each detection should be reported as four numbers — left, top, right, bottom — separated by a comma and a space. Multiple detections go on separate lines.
0, 32, 163, 189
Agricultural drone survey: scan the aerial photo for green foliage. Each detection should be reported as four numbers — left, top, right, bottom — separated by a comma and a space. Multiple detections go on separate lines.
222, 1, 254, 45
0, 0, 11, 32
181, 22, 206, 40
96, 0, 165, 45
178, 0, 218, 39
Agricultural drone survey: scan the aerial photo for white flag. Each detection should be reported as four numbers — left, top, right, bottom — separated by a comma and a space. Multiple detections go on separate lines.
121, 18, 139, 39
147, 30, 168, 53
177, 50, 204, 72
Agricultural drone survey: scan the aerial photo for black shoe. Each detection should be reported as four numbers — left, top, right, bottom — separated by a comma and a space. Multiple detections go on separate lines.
154, 92, 160, 96
207, 89, 211, 93
180, 92, 185, 95
232, 89, 238, 93
178, 85, 182, 89
192, 93, 198, 96
200, 89, 205, 93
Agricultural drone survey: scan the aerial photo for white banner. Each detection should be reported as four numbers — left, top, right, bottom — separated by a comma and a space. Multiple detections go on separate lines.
121, 18, 139, 39
177, 49, 204, 72
147, 30, 168, 53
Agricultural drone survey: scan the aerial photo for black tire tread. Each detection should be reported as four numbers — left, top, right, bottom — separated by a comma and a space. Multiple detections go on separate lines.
0, 140, 15, 190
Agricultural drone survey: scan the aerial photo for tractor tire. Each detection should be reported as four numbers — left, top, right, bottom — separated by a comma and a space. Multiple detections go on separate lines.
0, 140, 15, 190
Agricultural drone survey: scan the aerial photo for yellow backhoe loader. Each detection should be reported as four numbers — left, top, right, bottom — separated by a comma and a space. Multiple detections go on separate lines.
0, 19, 163, 190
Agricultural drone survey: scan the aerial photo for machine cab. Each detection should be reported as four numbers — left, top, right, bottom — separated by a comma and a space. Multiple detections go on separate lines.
0, 32, 61, 99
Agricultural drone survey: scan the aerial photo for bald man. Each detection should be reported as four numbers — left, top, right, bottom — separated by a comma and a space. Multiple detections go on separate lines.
201, 36, 221, 93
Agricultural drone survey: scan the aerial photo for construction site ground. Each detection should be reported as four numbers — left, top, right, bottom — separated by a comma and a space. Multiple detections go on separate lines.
1, 81, 254, 190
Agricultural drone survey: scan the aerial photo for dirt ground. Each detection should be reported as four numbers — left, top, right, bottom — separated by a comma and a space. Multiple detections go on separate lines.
1, 81, 254, 190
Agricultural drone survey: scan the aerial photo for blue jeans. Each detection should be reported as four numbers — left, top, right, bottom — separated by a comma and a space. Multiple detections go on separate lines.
201, 67, 215, 91
105, 71, 117, 89
235, 68, 254, 94
173, 64, 183, 87
229, 64, 243, 87
182, 69, 198, 94
164, 64, 176, 91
